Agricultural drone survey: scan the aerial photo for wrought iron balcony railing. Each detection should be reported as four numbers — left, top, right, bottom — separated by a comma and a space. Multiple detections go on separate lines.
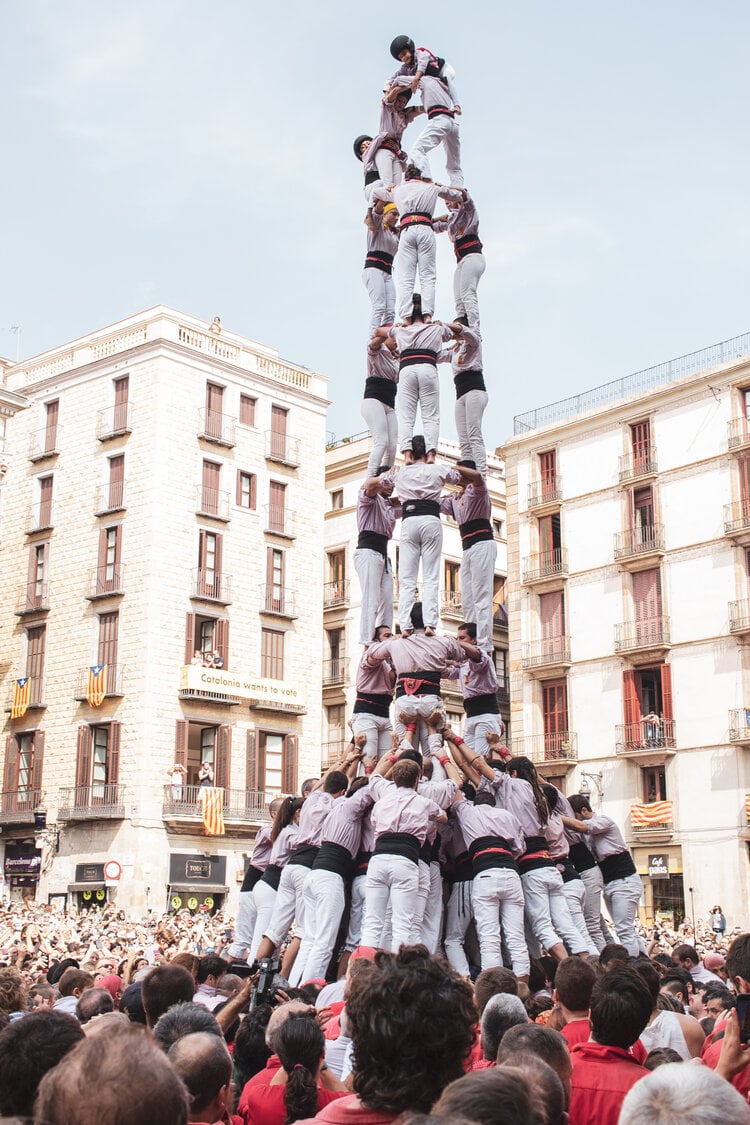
57, 784, 126, 821
198, 408, 237, 447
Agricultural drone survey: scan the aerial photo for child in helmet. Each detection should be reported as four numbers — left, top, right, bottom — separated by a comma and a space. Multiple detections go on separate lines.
389, 35, 463, 186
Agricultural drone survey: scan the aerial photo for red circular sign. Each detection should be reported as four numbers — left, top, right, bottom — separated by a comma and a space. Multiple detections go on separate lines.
103, 860, 122, 881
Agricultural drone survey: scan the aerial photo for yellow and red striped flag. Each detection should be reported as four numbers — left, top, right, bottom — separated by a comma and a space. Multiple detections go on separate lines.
200, 787, 225, 836
631, 800, 672, 826
86, 664, 108, 707
11, 677, 30, 719
745, 795, 750, 825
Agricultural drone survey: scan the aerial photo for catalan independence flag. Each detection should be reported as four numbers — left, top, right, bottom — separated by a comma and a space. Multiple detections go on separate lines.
200, 787, 225, 836
86, 664, 108, 707
11, 677, 30, 719
631, 800, 672, 827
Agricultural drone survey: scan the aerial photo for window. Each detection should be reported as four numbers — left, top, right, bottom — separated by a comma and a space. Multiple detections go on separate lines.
537, 513, 562, 570
75, 722, 121, 803
630, 420, 651, 473
493, 576, 508, 627
107, 455, 125, 509
330, 489, 344, 511
97, 525, 122, 593
44, 400, 59, 454
633, 569, 662, 641
2, 731, 44, 808
328, 550, 346, 584
268, 481, 287, 534
740, 456, 750, 515
641, 766, 667, 804
266, 547, 285, 612
326, 705, 346, 760
201, 460, 221, 516
253, 732, 297, 794
325, 628, 344, 682
239, 394, 257, 427
197, 530, 223, 597
174, 720, 230, 788
743, 388, 750, 424
542, 679, 569, 757
236, 471, 257, 510
261, 628, 285, 680
26, 542, 48, 609
37, 475, 53, 528
539, 591, 564, 657
539, 449, 557, 500
97, 612, 119, 677
113, 377, 129, 432
270, 405, 289, 459
205, 382, 225, 439
622, 664, 673, 748
184, 613, 229, 668
25, 626, 46, 705
492, 518, 504, 539
444, 560, 460, 596
631, 485, 655, 538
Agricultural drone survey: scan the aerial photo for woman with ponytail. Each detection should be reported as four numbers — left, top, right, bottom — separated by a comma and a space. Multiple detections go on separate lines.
237, 1013, 347, 1125
249, 797, 303, 962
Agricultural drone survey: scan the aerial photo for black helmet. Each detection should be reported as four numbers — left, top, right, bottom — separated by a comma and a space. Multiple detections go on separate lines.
390, 35, 415, 61
353, 134, 372, 161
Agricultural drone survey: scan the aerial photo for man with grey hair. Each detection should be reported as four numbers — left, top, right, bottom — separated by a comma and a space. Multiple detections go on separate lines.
152, 1001, 223, 1053
481, 993, 528, 1061
168, 1031, 233, 1125
619, 1061, 750, 1125
497, 1023, 573, 1108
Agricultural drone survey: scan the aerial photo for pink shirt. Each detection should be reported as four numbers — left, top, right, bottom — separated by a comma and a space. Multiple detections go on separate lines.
434, 193, 480, 243
481, 770, 544, 840
447, 651, 498, 699
365, 210, 399, 258
356, 649, 394, 694
369, 775, 443, 843
544, 812, 569, 860
382, 461, 462, 503
299, 788, 338, 847
356, 488, 396, 537
368, 632, 464, 675
250, 824, 273, 871
388, 320, 454, 359
367, 344, 399, 383
320, 787, 374, 857
452, 799, 525, 855
439, 478, 491, 523
269, 823, 299, 866
584, 815, 628, 860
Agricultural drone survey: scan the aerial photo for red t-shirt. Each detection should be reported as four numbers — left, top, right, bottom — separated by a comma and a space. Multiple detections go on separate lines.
569, 1041, 649, 1125
237, 1083, 348, 1125
704, 1035, 750, 1098
562, 1018, 591, 1050
245, 1056, 283, 1088
294, 1094, 396, 1124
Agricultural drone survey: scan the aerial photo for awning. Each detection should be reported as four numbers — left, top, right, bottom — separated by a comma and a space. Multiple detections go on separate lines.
169, 883, 229, 894
68, 882, 106, 892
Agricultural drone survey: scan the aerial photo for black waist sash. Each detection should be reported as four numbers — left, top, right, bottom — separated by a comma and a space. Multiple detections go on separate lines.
569, 841, 597, 874
448, 852, 473, 884
599, 850, 637, 884
357, 529, 388, 556
557, 857, 581, 884
364, 249, 394, 274
400, 211, 433, 230
288, 843, 319, 869
401, 498, 440, 519
260, 863, 282, 891
354, 691, 392, 717
518, 834, 554, 875
419, 840, 432, 864
470, 834, 517, 875
395, 670, 441, 698
455, 233, 484, 260
354, 850, 372, 876
464, 692, 499, 717
313, 841, 352, 878
240, 864, 263, 893
459, 516, 494, 549
454, 369, 486, 399
363, 375, 397, 408
364, 168, 380, 186
399, 347, 438, 370
374, 831, 420, 866
427, 105, 454, 120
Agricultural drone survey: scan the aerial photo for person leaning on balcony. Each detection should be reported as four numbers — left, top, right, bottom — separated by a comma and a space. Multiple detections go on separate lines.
561, 796, 647, 958
168, 763, 187, 801
198, 763, 214, 788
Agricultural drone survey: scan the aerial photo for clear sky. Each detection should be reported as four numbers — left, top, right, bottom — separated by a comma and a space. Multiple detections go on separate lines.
2, 1, 748, 446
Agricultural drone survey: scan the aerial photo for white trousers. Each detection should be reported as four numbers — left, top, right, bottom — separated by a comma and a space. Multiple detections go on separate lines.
354, 547, 393, 645
397, 226, 437, 319
603, 873, 647, 956
562, 877, 598, 955
409, 116, 463, 186
393, 696, 447, 771
397, 515, 442, 630
250, 880, 277, 959
443, 879, 473, 976
362, 267, 396, 335
521, 866, 589, 955
226, 888, 258, 959
463, 713, 504, 759
361, 399, 398, 477
472, 867, 529, 976
361, 853, 420, 951
580, 865, 610, 952
460, 538, 497, 653
263, 863, 310, 946
351, 712, 393, 760
396, 364, 440, 454
344, 872, 367, 952
455, 390, 489, 479
374, 146, 403, 186
419, 860, 443, 953
291, 869, 346, 985
454, 253, 486, 329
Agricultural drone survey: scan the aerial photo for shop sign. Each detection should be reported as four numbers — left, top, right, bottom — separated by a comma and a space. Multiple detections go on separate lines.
169, 853, 226, 885
648, 853, 670, 879
75, 863, 105, 883
4, 851, 41, 877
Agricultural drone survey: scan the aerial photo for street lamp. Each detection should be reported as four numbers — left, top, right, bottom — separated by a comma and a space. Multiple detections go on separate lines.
578, 771, 604, 804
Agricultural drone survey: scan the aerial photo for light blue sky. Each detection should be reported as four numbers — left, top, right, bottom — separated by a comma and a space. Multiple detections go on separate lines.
2, 1, 748, 445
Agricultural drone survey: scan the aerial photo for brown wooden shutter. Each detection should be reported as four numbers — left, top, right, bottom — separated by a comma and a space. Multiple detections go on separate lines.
184, 613, 196, 664
660, 664, 674, 721
215, 725, 231, 789
236, 470, 244, 507
76, 725, 92, 789
282, 734, 298, 794
107, 722, 121, 786
109, 455, 125, 508
97, 611, 119, 668
214, 532, 223, 575
175, 721, 189, 770
4, 736, 17, 795
246, 730, 257, 791
98, 526, 109, 570
215, 619, 229, 670
623, 670, 640, 726
32, 731, 45, 794
45, 400, 59, 452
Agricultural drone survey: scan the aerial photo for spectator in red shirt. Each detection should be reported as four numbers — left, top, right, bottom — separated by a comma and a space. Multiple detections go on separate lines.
554, 957, 597, 1051
705, 932, 750, 1098
568, 966, 651, 1125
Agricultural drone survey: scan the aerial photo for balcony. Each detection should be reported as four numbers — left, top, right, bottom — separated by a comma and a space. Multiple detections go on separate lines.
265, 430, 300, 468
618, 451, 658, 484
57, 784, 126, 822
86, 564, 125, 600
198, 408, 237, 448
629, 800, 673, 842
95, 480, 127, 515
724, 501, 750, 544
614, 617, 671, 662
323, 659, 349, 687
509, 731, 577, 775
73, 663, 126, 701
613, 524, 665, 568
728, 418, 750, 453
615, 718, 677, 764
178, 680, 242, 706
729, 708, 750, 744
191, 568, 232, 605
195, 485, 231, 521
497, 673, 511, 703
321, 740, 348, 770
162, 786, 272, 834
521, 549, 568, 588
15, 582, 50, 617
5, 677, 45, 714
441, 592, 464, 620
29, 426, 60, 462
260, 584, 298, 618
97, 403, 132, 441
264, 505, 296, 538
324, 580, 350, 609
527, 478, 563, 512
440, 676, 464, 698
729, 600, 750, 636
0, 790, 43, 825
26, 502, 54, 534
521, 636, 571, 676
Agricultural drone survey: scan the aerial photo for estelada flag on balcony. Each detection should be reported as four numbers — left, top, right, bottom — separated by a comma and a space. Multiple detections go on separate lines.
86, 664, 108, 707
200, 787, 225, 836
631, 800, 672, 826
11, 677, 30, 719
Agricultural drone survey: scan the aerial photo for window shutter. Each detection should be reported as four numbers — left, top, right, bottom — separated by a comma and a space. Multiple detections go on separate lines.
3, 736, 17, 795
622, 670, 640, 727
660, 664, 674, 722
214, 532, 223, 574
215, 725, 231, 789
76, 725, 92, 789
184, 614, 196, 664
32, 731, 45, 794
175, 720, 189, 770
215, 619, 229, 670
236, 470, 243, 507
107, 722, 121, 786
246, 730, 257, 791
250, 474, 257, 510
282, 735, 298, 794
98, 526, 109, 570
